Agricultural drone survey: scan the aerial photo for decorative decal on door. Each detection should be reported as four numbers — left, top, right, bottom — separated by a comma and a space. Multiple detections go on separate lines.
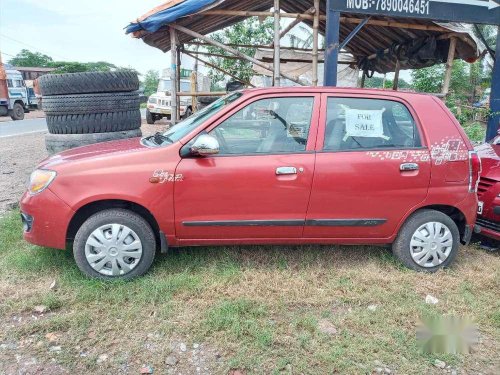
152, 169, 183, 183
366, 138, 468, 165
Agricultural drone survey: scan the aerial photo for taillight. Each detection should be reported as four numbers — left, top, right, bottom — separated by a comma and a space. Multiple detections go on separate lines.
468, 151, 482, 193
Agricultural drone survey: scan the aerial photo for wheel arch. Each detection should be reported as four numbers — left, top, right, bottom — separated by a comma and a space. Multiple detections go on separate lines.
397, 205, 467, 243
66, 199, 161, 248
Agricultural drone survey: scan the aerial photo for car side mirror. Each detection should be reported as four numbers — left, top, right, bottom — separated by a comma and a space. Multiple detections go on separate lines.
190, 134, 220, 156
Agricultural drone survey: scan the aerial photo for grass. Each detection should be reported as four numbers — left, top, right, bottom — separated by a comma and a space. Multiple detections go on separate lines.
0, 210, 499, 374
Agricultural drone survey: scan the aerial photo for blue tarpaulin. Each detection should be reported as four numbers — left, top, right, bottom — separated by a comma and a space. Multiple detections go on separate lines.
126, 0, 220, 34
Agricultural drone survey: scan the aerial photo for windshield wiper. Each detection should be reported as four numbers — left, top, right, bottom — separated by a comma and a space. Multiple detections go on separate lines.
149, 132, 173, 145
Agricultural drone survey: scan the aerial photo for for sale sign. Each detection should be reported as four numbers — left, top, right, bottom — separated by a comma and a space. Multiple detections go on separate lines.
331, 0, 500, 25
345, 109, 388, 139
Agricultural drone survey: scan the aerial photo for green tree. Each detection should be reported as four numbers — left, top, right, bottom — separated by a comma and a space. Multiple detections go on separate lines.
143, 70, 160, 97
204, 17, 274, 86
8, 49, 53, 67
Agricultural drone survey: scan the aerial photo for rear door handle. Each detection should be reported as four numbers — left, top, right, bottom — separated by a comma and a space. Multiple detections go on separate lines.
276, 166, 297, 175
400, 163, 419, 171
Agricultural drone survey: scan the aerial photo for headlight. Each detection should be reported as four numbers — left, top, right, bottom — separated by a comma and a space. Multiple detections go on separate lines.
28, 170, 57, 195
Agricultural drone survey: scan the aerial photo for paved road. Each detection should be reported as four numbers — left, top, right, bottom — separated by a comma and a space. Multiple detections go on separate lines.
0, 118, 48, 138
0, 110, 147, 138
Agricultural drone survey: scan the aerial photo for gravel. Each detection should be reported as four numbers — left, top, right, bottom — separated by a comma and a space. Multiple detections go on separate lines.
0, 120, 171, 214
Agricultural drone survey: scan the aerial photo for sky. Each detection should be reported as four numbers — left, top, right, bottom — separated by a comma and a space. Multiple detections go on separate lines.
0, 0, 405, 83
0, 0, 177, 75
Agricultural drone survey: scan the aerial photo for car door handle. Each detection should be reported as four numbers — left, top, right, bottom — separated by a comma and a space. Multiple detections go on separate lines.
276, 167, 297, 175
400, 163, 419, 171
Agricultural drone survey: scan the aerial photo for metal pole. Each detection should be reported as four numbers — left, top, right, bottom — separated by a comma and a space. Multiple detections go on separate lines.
170, 26, 178, 125
324, 1, 340, 87
312, 0, 320, 86
486, 27, 500, 141
273, 0, 280, 87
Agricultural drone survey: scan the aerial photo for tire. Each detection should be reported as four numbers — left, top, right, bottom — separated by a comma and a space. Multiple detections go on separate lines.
38, 71, 139, 96
146, 109, 155, 124
42, 92, 140, 115
198, 96, 219, 105
45, 129, 142, 154
182, 107, 192, 120
10, 102, 25, 120
73, 209, 156, 280
392, 209, 460, 272
46, 110, 141, 134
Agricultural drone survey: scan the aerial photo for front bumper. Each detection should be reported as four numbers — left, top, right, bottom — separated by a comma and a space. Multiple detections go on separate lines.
20, 189, 74, 249
474, 217, 500, 241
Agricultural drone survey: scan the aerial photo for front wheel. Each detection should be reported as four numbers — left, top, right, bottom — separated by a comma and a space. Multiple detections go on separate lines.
10, 103, 25, 120
73, 209, 156, 280
392, 209, 459, 272
146, 109, 155, 124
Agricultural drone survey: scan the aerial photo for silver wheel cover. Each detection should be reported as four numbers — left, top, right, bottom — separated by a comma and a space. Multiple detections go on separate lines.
84, 224, 143, 276
410, 221, 454, 268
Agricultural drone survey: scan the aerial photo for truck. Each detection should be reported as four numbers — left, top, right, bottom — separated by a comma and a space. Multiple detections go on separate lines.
0, 62, 30, 120
146, 68, 210, 124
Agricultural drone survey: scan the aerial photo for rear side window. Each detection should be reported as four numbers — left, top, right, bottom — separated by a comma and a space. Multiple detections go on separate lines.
323, 97, 421, 151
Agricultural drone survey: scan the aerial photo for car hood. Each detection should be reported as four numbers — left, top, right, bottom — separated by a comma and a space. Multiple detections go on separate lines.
476, 142, 500, 181
39, 137, 147, 169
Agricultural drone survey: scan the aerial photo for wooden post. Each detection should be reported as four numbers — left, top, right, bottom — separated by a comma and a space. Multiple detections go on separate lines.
392, 60, 400, 91
190, 72, 197, 112
312, 0, 320, 86
273, 0, 280, 87
360, 72, 366, 88
170, 26, 178, 124
441, 37, 457, 97
171, 24, 304, 85
177, 47, 181, 120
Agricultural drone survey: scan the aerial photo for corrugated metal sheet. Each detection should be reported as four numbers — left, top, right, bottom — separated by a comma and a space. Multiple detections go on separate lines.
126, 0, 481, 73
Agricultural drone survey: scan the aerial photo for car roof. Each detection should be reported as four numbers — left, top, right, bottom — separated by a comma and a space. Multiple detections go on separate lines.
240, 86, 433, 100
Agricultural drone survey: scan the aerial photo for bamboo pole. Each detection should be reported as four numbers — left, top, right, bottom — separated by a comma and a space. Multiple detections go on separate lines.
178, 91, 226, 97
392, 60, 400, 91
199, 10, 448, 32
360, 73, 366, 88
171, 24, 304, 85
170, 26, 178, 124
183, 50, 254, 87
190, 72, 197, 112
188, 41, 324, 52
441, 37, 457, 97
312, 0, 320, 86
273, 0, 280, 87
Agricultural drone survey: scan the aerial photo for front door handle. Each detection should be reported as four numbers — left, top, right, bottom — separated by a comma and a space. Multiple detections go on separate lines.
276, 166, 297, 175
400, 163, 419, 171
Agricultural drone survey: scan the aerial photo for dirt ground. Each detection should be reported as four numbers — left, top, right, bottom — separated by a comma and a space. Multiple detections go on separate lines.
0, 120, 169, 214
0, 109, 46, 123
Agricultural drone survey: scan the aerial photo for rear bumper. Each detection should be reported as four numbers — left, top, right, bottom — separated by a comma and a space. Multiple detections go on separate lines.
20, 189, 74, 249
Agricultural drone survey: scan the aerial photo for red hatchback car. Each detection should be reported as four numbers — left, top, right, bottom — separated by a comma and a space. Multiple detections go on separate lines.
475, 133, 500, 245
20, 88, 480, 279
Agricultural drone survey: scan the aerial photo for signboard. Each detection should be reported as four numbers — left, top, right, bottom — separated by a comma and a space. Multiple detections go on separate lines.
345, 109, 388, 139
331, 0, 500, 25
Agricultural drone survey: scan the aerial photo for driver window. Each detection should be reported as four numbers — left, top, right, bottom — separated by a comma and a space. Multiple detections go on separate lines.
209, 97, 314, 155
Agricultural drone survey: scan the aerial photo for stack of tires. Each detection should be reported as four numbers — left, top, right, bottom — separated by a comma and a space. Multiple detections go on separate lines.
39, 71, 142, 154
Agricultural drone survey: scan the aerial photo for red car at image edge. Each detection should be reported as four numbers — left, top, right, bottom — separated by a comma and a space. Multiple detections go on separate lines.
20, 87, 481, 279
475, 132, 500, 244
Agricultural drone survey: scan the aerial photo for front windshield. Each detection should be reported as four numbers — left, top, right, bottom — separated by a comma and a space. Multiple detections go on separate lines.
142, 92, 243, 147
158, 79, 191, 93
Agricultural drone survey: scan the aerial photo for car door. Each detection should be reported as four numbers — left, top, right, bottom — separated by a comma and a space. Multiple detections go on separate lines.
304, 94, 431, 240
174, 93, 320, 240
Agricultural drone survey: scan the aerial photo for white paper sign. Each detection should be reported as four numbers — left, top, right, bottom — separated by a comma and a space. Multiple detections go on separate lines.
345, 109, 386, 138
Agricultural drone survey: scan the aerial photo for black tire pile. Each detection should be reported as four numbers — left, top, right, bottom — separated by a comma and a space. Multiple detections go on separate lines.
39, 71, 142, 154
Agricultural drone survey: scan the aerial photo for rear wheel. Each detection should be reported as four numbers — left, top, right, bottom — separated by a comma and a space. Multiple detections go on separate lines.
392, 209, 459, 272
73, 209, 156, 280
10, 103, 25, 120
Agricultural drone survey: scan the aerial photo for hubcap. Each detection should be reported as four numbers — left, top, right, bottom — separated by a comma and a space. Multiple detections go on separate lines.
84, 224, 143, 276
410, 221, 454, 268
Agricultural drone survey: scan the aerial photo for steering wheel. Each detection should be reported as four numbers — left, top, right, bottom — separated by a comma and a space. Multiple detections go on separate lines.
212, 128, 229, 153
